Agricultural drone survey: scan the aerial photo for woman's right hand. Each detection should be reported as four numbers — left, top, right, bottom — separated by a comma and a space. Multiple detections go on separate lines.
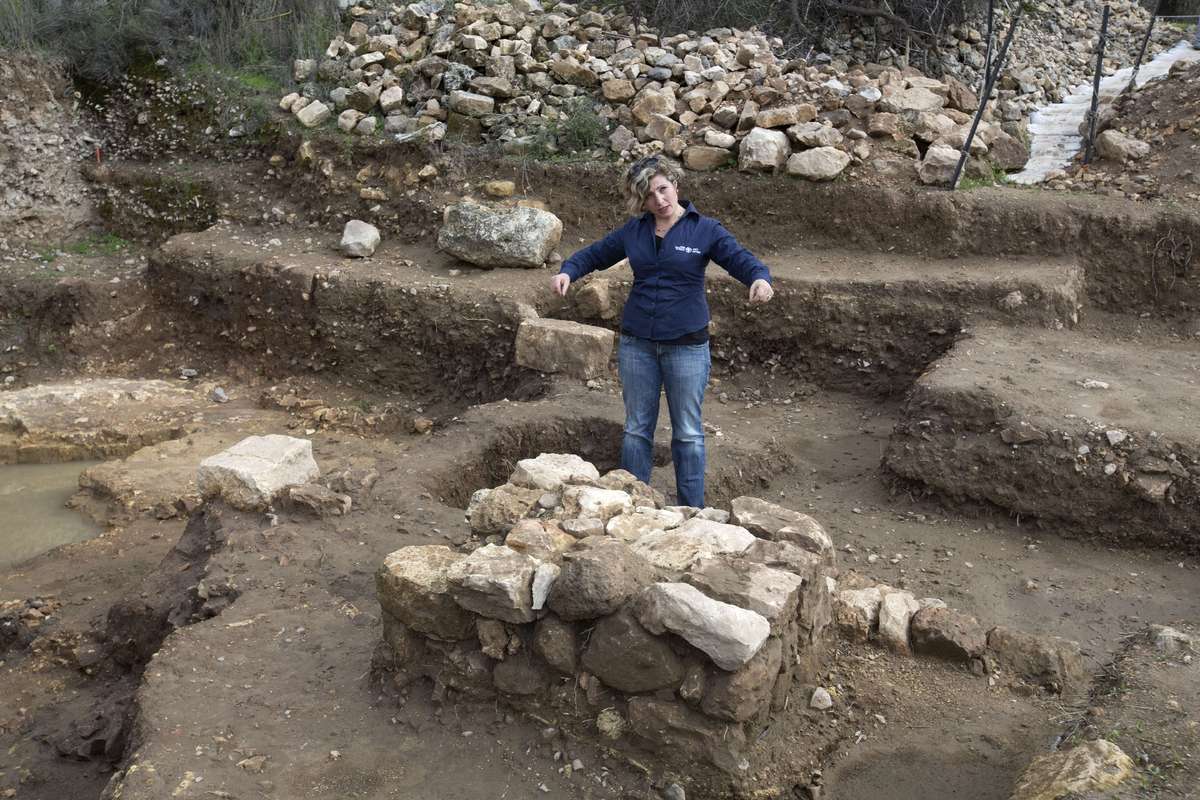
551, 273, 570, 296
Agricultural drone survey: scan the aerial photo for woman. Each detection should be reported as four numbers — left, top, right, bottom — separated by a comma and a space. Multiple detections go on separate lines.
551, 156, 774, 508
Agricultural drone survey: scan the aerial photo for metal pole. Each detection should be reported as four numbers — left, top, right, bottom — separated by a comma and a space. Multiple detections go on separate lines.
1084, 5, 1111, 166
950, 4, 1024, 190
1125, 0, 1162, 94
982, 0, 995, 92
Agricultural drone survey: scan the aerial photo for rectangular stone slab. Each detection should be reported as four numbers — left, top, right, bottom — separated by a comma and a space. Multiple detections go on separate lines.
515, 318, 615, 379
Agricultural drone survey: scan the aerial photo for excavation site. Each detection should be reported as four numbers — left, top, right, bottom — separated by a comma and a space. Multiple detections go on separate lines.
2, 1, 1199, 799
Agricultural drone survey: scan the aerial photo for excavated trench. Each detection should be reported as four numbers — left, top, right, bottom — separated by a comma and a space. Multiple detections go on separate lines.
5, 156, 1200, 799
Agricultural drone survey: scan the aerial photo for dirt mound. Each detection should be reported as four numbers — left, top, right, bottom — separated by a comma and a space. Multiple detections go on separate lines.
1076, 57, 1200, 202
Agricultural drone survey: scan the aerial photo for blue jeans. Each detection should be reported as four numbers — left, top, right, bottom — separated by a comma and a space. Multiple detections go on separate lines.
618, 334, 710, 508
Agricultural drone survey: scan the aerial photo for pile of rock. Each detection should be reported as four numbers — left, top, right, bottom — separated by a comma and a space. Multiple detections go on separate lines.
278, 0, 1030, 183
375, 453, 836, 780
825, 0, 1172, 123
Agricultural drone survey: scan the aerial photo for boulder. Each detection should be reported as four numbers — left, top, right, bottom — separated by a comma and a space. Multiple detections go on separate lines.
509, 453, 600, 492
986, 626, 1088, 694
340, 219, 381, 257
631, 88, 675, 125
602, 78, 635, 102
468, 482, 542, 535
438, 201, 562, 268
637, 582, 771, 670
347, 82, 382, 113
704, 130, 736, 148
547, 537, 656, 620
1011, 740, 1135, 800
447, 544, 539, 624
379, 85, 405, 113
911, 607, 986, 663
683, 145, 733, 172
786, 147, 851, 181
700, 636, 782, 721
630, 518, 756, 572
197, 435, 319, 510
755, 104, 814, 128
987, 130, 1029, 171
561, 485, 632, 521
515, 318, 614, 379
1095, 129, 1149, 162
868, 112, 901, 138
877, 590, 919, 654
880, 86, 945, 113
493, 651, 550, 695
917, 144, 960, 186
738, 127, 790, 172
377, 545, 474, 640
685, 556, 804, 633
730, 496, 834, 561
644, 113, 681, 143
581, 607, 685, 693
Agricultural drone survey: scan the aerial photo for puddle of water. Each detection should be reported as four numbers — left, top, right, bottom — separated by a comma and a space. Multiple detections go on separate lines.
0, 462, 102, 569
1011, 39, 1200, 184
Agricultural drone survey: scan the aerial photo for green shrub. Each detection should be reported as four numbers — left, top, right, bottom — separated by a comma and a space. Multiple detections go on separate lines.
0, 0, 340, 85
554, 98, 608, 154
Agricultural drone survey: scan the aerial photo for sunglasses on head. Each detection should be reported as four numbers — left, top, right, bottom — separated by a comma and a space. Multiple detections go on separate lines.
627, 155, 661, 178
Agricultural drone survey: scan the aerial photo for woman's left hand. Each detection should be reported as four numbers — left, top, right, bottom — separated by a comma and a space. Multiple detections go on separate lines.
749, 279, 774, 304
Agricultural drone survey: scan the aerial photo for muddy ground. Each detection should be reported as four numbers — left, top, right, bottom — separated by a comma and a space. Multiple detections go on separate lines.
2, 149, 1199, 800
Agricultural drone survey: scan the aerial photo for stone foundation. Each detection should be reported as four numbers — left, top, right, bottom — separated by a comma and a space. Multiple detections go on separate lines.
375, 454, 835, 791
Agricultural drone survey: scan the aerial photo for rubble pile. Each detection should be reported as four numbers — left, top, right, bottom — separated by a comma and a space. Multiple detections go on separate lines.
828, 0, 1173, 123
375, 453, 837, 781
278, 0, 1037, 184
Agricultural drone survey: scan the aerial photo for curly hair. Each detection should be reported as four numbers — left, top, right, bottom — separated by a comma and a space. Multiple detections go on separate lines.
623, 156, 683, 217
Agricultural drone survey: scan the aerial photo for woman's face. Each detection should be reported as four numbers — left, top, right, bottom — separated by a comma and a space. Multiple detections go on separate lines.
642, 174, 679, 218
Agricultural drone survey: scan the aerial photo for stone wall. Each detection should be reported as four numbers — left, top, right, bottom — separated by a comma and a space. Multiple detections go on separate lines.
375, 453, 836, 788
0, 54, 95, 254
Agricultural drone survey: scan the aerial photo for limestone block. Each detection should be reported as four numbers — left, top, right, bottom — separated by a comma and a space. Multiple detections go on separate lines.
347, 82, 382, 113
504, 518, 575, 561
438, 201, 562, 268
515, 318, 615, 379
581, 608, 685, 692
787, 122, 844, 149
880, 86, 945, 113
447, 544, 539, 623
682, 145, 732, 171
877, 590, 920, 654
834, 586, 882, 642
700, 636, 782, 721
755, 105, 804, 128
534, 614, 577, 674
986, 626, 1088, 694
286, 483, 351, 516
531, 562, 559, 611
911, 606, 986, 663
631, 88, 675, 125
917, 144, 960, 186
468, 482, 542, 535
340, 219, 380, 257
626, 696, 747, 773
637, 582, 771, 670
377, 545, 474, 640
1096, 129, 1149, 162
1011, 740, 1134, 800
730, 496, 834, 560
737, 127, 790, 172
630, 518, 756, 572
379, 85, 405, 113
547, 537, 656, 621
644, 113, 681, 143
686, 556, 804, 633
448, 89, 495, 117
602, 78, 635, 102
197, 435, 319, 510
606, 507, 685, 542
562, 485, 632, 521
295, 100, 331, 127
509, 453, 599, 492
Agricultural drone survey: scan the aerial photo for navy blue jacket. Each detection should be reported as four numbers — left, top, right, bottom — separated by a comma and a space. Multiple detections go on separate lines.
558, 201, 772, 341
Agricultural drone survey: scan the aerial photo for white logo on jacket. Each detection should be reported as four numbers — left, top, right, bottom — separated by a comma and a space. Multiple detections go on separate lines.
674, 245, 701, 255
